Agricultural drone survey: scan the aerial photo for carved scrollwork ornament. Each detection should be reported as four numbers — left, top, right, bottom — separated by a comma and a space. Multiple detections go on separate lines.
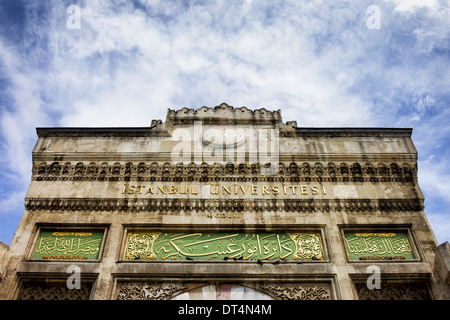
259, 284, 331, 300
117, 283, 186, 300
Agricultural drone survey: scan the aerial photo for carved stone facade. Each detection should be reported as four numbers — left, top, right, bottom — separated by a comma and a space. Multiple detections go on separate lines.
117, 283, 186, 300
355, 282, 431, 300
1, 103, 449, 300
115, 282, 331, 300
259, 284, 331, 300
17, 280, 93, 300
0, 242, 10, 284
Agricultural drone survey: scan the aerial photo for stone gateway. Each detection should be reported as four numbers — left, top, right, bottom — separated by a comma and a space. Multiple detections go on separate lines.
0, 103, 449, 300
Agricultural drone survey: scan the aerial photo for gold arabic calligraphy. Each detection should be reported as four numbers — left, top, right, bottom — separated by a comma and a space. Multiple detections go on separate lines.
33, 231, 102, 260
123, 232, 324, 261
344, 232, 415, 260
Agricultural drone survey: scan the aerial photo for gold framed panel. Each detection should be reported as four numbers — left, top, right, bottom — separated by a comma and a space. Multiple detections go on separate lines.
339, 225, 421, 263
118, 225, 330, 263
27, 223, 109, 262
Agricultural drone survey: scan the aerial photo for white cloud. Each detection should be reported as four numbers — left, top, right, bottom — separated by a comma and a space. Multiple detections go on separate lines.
427, 213, 450, 245
29, 1, 379, 129
0, 39, 48, 184
419, 156, 450, 202
389, 0, 442, 13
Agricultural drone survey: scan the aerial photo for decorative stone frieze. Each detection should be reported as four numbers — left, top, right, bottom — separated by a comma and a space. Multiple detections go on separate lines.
31, 160, 416, 183
259, 284, 331, 300
18, 280, 93, 300
117, 283, 186, 300
24, 198, 423, 212
355, 282, 431, 300
115, 282, 331, 300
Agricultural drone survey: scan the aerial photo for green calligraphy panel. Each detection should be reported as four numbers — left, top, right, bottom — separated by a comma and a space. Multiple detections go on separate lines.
344, 232, 415, 261
123, 232, 324, 261
32, 231, 104, 260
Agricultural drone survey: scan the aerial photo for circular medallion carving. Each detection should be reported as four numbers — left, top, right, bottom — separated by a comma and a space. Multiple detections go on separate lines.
202, 128, 245, 148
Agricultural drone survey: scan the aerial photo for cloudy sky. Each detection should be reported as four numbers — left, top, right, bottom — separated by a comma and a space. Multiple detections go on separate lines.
0, 0, 449, 245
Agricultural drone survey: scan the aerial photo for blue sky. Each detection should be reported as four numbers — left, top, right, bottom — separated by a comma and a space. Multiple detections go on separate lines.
0, 0, 449, 245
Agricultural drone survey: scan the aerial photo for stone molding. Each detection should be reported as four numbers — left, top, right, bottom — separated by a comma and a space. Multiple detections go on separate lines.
24, 198, 423, 212
31, 160, 416, 183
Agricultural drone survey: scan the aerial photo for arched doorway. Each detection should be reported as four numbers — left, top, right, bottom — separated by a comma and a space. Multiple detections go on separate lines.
171, 284, 275, 300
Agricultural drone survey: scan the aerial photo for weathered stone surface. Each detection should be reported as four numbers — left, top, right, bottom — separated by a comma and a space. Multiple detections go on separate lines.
1, 103, 448, 300
0, 242, 10, 284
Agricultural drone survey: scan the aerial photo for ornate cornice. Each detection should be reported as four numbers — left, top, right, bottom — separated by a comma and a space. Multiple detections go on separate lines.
24, 198, 424, 212
31, 160, 417, 184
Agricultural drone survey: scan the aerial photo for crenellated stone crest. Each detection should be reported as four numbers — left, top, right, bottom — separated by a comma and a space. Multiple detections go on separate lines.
165, 103, 282, 127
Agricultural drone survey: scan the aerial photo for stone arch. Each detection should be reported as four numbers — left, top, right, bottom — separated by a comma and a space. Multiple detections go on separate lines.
365, 163, 376, 176
327, 163, 336, 177
86, 162, 97, 175
277, 163, 286, 176
150, 162, 158, 176
390, 163, 401, 176
74, 162, 85, 176
251, 163, 260, 175
111, 162, 121, 175
378, 163, 389, 176
225, 163, 234, 175
351, 163, 362, 177
61, 162, 72, 175
98, 162, 109, 176
314, 162, 324, 177
339, 163, 349, 176
162, 162, 171, 178
288, 162, 298, 176
137, 162, 146, 176
37, 162, 48, 175
175, 162, 184, 178
301, 162, 310, 176
238, 163, 247, 176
